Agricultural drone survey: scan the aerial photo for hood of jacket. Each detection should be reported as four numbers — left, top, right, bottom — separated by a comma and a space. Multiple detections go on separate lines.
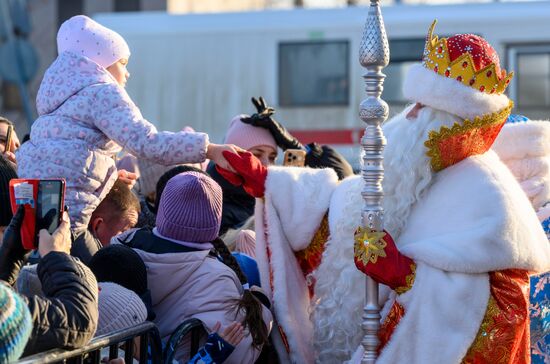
111, 229, 213, 304
36, 51, 116, 115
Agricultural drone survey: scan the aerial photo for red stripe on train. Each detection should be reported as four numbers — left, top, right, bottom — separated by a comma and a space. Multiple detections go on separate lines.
288, 129, 364, 145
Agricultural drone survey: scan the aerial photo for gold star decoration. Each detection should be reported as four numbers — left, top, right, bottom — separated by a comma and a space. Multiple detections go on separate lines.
354, 227, 387, 265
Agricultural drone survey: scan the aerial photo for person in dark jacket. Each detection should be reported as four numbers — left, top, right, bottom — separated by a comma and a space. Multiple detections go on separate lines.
0, 207, 99, 356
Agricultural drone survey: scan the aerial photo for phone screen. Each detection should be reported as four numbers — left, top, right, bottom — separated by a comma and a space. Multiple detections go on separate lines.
37, 180, 63, 234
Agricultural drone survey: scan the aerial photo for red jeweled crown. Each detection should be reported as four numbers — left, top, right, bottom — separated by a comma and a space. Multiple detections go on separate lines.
422, 20, 513, 95
420, 21, 514, 172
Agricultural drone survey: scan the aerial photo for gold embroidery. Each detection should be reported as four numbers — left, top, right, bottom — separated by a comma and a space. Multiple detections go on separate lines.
354, 228, 387, 265
424, 101, 513, 172
394, 263, 417, 295
461, 270, 530, 364
295, 214, 330, 277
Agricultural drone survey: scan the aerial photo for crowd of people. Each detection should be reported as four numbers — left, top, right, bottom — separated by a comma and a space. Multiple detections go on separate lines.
0, 13, 549, 364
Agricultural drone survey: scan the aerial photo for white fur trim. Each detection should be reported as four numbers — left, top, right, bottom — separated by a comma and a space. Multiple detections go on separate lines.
492, 121, 550, 210
493, 120, 550, 161
265, 166, 338, 251
403, 64, 510, 120
399, 150, 550, 273
255, 166, 338, 364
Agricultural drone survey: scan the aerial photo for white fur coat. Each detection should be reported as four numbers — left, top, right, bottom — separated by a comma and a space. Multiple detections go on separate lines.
257, 151, 550, 363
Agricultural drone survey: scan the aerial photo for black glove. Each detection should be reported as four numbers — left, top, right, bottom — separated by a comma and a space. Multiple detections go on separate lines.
305, 143, 354, 181
0, 206, 29, 285
241, 97, 303, 150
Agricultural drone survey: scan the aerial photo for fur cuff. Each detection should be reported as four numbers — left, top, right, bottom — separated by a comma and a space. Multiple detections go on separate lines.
492, 120, 550, 161
403, 64, 510, 120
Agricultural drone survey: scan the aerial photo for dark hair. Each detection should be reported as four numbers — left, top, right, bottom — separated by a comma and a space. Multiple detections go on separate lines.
153, 165, 206, 213
0, 155, 18, 226
211, 237, 269, 349
92, 180, 141, 221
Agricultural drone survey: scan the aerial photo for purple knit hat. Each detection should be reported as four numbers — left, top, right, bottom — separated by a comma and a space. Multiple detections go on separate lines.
156, 172, 222, 243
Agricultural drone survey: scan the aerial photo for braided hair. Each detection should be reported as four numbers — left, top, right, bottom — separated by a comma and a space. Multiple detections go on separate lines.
211, 237, 269, 349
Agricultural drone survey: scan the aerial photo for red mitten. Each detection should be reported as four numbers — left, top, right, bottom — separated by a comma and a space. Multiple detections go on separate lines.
215, 165, 244, 186
353, 228, 416, 294
217, 151, 267, 198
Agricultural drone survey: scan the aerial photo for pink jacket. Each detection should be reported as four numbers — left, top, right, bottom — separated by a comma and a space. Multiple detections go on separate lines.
112, 230, 272, 363
17, 52, 208, 230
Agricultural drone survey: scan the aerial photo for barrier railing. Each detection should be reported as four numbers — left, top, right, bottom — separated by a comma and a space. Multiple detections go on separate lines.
15, 322, 163, 364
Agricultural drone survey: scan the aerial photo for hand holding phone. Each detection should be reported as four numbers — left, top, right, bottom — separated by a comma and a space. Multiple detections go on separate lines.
9, 179, 66, 250
283, 149, 307, 167
38, 210, 71, 257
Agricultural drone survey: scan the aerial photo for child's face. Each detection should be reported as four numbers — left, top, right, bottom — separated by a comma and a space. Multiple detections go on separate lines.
107, 58, 130, 87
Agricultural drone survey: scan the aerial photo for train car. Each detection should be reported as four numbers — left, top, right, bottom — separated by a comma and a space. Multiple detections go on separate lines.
96, 2, 550, 166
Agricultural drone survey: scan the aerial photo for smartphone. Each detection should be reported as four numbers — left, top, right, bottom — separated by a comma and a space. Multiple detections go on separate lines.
283, 149, 307, 167
36, 180, 65, 239
2, 124, 13, 153
9, 179, 65, 250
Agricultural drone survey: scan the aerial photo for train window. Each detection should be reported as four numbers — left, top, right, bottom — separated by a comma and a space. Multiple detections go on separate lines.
384, 39, 425, 103
508, 44, 550, 109
278, 41, 349, 107
517, 53, 550, 107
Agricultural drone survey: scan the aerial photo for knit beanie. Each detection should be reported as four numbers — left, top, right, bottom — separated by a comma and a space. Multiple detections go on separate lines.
57, 15, 130, 69
0, 282, 32, 363
16, 265, 43, 297
235, 229, 256, 258
224, 115, 277, 151
96, 282, 147, 337
0, 156, 18, 227
89, 244, 148, 297
156, 172, 222, 243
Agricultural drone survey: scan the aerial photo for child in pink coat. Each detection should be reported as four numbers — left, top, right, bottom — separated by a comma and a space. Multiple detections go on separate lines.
16, 15, 236, 231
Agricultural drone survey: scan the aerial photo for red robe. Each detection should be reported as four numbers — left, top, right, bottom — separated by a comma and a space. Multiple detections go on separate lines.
379, 268, 530, 364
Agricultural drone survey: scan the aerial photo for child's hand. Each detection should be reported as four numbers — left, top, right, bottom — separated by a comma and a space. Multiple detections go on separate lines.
206, 143, 244, 173
117, 169, 137, 189
212, 321, 245, 347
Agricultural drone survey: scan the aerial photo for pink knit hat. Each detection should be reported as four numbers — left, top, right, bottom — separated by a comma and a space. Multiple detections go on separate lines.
156, 172, 222, 243
235, 229, 256, 258
57, 15, 130, 69
224, 115, 277, 151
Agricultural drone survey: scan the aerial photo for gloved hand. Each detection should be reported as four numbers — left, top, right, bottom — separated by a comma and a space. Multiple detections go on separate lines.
305, 143, 354, 180
215, 151, 268, 198
354, 228, 416, 294
241, 97, 303, 150
0, 206, 29, 285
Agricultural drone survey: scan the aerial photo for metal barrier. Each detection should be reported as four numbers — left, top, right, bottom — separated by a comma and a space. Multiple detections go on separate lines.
163, 318, 207, 364
15, 322, 163, 364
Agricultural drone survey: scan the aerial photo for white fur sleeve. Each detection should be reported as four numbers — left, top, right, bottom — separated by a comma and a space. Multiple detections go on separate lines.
264, 166, 338, 251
